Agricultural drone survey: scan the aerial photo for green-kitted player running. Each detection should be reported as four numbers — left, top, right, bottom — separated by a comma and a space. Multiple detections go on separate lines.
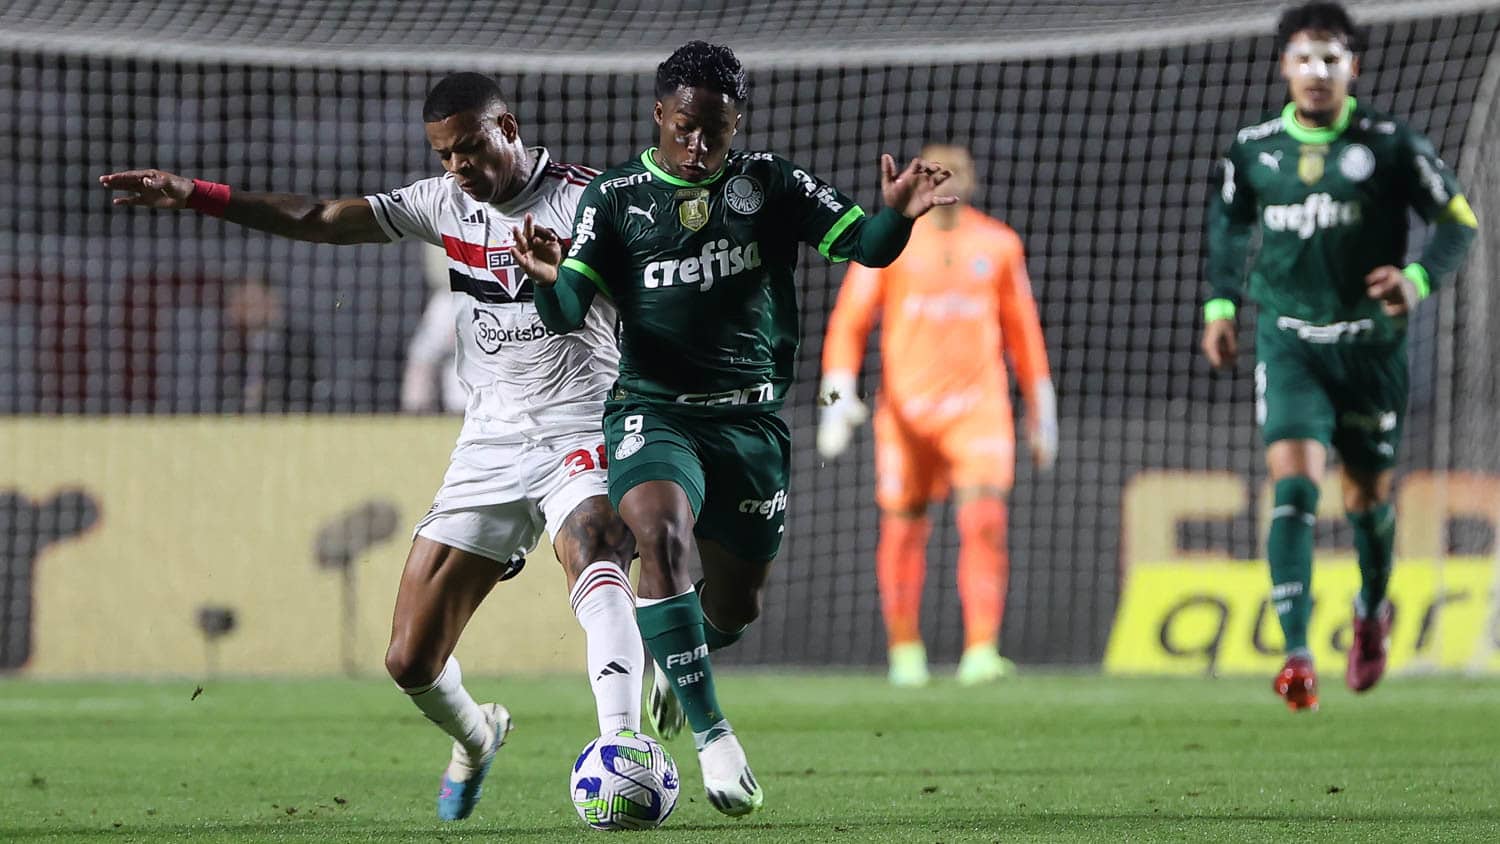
1201, 2, 1477, 711
510, 41, 954, 812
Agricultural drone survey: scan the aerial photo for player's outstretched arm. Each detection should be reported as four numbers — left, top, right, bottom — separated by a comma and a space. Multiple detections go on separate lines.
99, 169, 389, 245
513, 213, 595, 334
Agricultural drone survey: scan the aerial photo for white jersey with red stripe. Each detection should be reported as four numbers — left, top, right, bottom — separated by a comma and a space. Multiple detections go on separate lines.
367, 147, 617, 446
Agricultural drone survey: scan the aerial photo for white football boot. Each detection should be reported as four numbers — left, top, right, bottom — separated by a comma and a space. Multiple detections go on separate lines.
697, 730, 764, 816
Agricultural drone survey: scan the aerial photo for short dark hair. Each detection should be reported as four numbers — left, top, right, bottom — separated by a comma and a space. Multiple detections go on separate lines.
422, 72, 506, 123
1277, 2, 1361, 51
655, 41, 749, 103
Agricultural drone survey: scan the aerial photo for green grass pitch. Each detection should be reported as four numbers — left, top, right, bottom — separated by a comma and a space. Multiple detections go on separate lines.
2, 672, 1497, 842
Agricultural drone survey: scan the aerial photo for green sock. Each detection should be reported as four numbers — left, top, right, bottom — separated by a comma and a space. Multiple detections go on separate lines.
636, 589, 730, 746
1349, 503, 1395, 617
1268, 477, 1319, 656
695, 579, 747, 652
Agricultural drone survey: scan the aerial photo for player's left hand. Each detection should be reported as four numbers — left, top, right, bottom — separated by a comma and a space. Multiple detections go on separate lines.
879, 155, 957, 219
511, 213, 563, 285
1027, 379, 1058, 470
1365, 265, 1419, 317
1028, 418, 1058, 470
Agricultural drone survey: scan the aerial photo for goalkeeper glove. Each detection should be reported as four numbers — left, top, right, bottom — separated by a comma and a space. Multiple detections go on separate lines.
1027, 377, 1058, 470
816, 371, 868, 460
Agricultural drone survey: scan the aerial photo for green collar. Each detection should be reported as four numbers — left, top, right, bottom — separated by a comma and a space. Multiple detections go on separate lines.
1281, 97, 1356, 144
640, 148, 726, 187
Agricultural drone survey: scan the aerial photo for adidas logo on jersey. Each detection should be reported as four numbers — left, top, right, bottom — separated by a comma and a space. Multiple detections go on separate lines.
643, 239, 761, 291
460, 209, 485, 225
1262, 193, 1361, 239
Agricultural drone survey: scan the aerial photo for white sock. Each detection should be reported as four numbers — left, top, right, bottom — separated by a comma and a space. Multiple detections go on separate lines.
401, 655, 490, 758
570, 561, 644, 734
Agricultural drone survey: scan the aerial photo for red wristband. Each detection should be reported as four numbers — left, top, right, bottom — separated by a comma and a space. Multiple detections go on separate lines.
187, 179, 231, 217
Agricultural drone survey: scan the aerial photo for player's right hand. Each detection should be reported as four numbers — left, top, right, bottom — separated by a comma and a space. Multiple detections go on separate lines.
510, 213, 562, 285
816, 372, 868, 460
99, 169, 194, 209
1201, 319, 1238, 369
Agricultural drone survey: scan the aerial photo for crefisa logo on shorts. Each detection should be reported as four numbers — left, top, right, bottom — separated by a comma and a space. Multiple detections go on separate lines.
614, 433, 645, 461
738, 489, 788, 520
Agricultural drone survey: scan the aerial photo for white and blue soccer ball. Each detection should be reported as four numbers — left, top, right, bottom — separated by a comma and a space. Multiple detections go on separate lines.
570, 729, 680, 830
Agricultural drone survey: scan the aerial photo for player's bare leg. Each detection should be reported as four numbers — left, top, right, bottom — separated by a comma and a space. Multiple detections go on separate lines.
386, 538, 516, 820
552, 495, 644, 733
1342, 465, 1396, 692
620, 482, 762, 816
876, 504, 932, 686
953, 485, 1017, 685
1267, 440, 1326, 711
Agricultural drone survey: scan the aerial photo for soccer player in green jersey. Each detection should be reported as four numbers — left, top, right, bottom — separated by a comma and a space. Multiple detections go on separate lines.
1201, 2, 1478, 711
510, 41, 954, 813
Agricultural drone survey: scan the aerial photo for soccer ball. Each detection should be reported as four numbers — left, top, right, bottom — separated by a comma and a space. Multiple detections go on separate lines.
570, 729, 680, 830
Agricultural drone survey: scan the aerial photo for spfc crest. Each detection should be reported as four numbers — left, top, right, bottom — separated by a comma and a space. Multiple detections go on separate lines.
676, 188, 710, 231
1297, 144, 1328, 185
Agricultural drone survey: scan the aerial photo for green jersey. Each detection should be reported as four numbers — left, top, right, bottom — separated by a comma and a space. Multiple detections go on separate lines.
1205, 98, 1477, 342
546, 147, 910, 413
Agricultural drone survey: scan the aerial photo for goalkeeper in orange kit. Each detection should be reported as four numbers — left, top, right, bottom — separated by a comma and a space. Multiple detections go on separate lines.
818, 145, 1056, 686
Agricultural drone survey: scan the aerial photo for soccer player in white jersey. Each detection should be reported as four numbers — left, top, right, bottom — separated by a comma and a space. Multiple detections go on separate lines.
101, 73, 640, 822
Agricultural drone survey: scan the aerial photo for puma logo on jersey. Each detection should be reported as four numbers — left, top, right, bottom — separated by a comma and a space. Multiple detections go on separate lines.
643, 239, 761, 291
1262, 193, 1360, 239
1258, 151, 1282, 172
626, 201, 657, 224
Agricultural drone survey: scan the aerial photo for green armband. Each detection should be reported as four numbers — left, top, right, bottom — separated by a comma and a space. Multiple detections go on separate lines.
1401, 263, 1431, 300
1203, 299, 1237, 322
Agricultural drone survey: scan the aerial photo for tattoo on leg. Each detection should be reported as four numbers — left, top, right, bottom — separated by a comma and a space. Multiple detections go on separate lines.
556, 498, 635, 575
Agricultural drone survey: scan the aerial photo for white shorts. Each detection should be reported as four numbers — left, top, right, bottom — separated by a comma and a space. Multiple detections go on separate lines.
413, 428, 610, 565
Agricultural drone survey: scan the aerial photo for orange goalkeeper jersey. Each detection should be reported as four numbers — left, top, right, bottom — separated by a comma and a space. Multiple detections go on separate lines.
822, 206, 1050, 421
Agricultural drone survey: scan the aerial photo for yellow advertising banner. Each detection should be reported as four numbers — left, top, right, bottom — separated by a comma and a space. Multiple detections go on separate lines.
0, 417, 585, 677
1108, 470, 1500, 676
1105, 557, 1499, 675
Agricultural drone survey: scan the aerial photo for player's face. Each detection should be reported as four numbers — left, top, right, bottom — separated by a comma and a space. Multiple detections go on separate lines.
1281, 32, 1358, 120
425, 106, 525, 203
654, 86, 741, 182
921, 145, 975, 205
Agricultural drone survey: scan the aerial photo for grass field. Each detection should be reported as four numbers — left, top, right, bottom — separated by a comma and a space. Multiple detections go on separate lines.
2, 672, 1497, 842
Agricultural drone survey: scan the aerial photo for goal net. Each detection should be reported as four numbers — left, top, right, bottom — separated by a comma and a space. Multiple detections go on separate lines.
1, 0, 1496, 675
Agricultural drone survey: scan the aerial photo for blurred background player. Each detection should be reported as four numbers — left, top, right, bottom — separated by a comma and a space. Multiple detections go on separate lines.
101, 73, 644, 820
1201, 2, 1477, 711
401, 245, 469, 414
515, 41, 954, 815
223, 276, 324, 413
817, 144, 1057, 687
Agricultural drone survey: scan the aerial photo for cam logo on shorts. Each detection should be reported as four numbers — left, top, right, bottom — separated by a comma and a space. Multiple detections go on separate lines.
614, 433, 645, 461
738, 489, 788, 521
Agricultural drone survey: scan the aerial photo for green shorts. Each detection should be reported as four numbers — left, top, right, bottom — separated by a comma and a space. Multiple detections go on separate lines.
1255, 314, 1409, 471
603, 398, 792, 561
